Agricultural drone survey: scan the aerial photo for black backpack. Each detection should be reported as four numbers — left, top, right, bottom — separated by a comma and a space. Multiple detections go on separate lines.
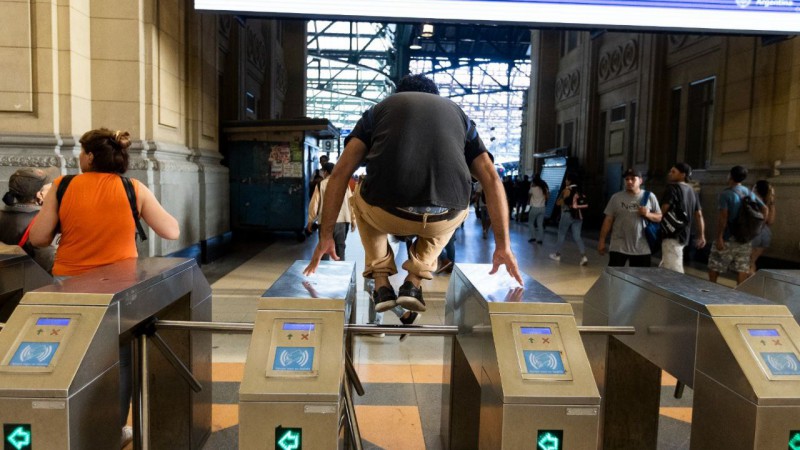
660, 184, 689, 239
568, 186, 588, 220
56, 175, 148, 241
728, 188, 764, 243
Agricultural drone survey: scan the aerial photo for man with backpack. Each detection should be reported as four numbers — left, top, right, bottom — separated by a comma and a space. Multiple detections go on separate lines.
708, 165, 766, 285
659, 162, 706, 273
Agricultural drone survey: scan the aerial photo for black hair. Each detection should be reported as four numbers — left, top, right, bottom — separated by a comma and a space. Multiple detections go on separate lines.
754, 180, 771, 199
532, 174, 549, 196
674, 162, 692, 181
322, 162, 335, 174
395, 74, 439, 95
730, 165, 748, 183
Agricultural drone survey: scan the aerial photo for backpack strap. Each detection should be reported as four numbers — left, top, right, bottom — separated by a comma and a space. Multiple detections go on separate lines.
17, 216, 36, 247
54, 175, 76, 233
120, 176, 148, 242
640, 190, 651, 208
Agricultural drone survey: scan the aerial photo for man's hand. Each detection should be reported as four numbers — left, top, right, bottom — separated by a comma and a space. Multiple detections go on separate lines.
490, 247, 524, 286
638, 206, 649, 217
695, 236, 707, 249
303, 237, 339, 275
306, 223, 314, 233
598, 241, 607, 256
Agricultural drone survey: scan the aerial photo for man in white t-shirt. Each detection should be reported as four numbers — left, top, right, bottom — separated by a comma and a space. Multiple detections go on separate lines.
598, 168, 662, 267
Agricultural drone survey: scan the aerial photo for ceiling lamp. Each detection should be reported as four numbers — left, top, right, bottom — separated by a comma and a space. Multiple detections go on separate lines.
421, 23, 434, 38
409, 37, 422, 50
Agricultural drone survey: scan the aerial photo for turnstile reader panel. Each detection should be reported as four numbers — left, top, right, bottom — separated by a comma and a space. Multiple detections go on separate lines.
0, 305, 110, 395
512, 322, 573, 381
240, 310, 344, 403
266, 319, 322, 377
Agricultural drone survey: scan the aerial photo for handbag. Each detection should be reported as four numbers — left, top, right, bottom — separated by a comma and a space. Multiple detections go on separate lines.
640, 190, 661, 254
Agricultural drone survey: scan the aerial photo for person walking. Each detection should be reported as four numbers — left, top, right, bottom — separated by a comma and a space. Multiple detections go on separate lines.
527, 174, 549, 244
708, 166, 766, 285
550, 172, 589, 265
307, 161, 355, 261
749, 179, 776, 275
659, 162, 706, 273
597, 168, 662, 267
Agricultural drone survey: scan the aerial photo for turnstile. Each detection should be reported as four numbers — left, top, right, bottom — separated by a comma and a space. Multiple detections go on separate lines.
0, 249, 52, 323
239, 260, 356, 449
442, 263, 600, 450
738, 269, 800, 322
0, 257, 212, 449
584, 267, 800, 449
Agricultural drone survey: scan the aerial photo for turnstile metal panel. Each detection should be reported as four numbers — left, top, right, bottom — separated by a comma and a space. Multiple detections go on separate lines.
0, 251, 51, 294
240, 261, 355, 450
738, 269, 800, 321
444, 264, 599, 450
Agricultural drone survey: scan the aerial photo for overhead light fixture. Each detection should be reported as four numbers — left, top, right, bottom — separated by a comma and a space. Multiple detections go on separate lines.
421, 23, 434, 38
409, 37, 422, 50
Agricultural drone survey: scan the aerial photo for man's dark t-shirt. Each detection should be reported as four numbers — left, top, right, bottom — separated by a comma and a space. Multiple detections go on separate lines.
346, 92, 488, 210
662, 182, 701, 245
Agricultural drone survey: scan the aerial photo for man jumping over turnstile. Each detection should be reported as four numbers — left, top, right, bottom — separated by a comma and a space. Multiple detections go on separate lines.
304, 74, 523, 311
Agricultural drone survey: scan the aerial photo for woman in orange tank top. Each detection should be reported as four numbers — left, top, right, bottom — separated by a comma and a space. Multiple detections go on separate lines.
30, 128, 180, 274
28, 128, 180, 446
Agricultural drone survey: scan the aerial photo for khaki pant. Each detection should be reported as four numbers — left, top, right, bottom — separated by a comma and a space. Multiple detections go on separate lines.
352, 187, 467, 280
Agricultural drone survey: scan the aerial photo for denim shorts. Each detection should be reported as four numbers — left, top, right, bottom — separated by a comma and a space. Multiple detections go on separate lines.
750, 225, 772, 248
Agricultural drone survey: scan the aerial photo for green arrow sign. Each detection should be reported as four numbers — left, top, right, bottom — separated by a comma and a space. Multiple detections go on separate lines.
275, 426, 301, 450
537, 430, 563, 450
789, 430, 800, 450
5, 425, 31, 450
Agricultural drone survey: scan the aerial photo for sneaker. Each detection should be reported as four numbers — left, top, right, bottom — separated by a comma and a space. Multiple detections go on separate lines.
121, 426, 133, 448
399, 311, 419, 342
397, 280, 426, 312
549, 253, 561, 262
537, 240, 543, 245
435, 259, 454, 274
371, 285, 397, 313
580, 256, 589, 266
528, 238, 535, 243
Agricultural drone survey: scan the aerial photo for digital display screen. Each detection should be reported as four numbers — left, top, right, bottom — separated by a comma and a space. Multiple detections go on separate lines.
521, 327, 552, 335
36, 318, 71, 327
749, 329, 779, 337
195, 0, 800, 34
9, 342, 60, 367
282, 323, 315, 331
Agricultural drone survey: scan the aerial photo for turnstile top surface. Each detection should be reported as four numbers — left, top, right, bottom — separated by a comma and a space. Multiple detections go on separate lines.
609, 267, 783, 315
454, 263, 564, 305
0, 252, 28, 268
28, 257, 195, 295
262, 260, 355, 300
746, 269, 800, 285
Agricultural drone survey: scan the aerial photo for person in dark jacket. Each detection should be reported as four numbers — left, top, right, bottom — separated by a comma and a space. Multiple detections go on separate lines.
0, 168, 56, 272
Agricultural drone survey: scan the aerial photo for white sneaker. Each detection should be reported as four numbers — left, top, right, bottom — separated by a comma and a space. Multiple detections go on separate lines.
580, 256, 589, 266
549, 253, 561, 262
121, 426, 133, 448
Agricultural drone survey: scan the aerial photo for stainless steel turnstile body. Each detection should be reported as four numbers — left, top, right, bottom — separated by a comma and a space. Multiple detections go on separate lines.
0, 250, 52, 323
443, 264, 600, 450
0, 257, 212, 449
584, 267, 800, 449
739, 269, 800, 321
239, 260, 356, 450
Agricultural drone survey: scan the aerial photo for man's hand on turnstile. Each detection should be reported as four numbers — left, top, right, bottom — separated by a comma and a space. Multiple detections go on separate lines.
303, 237, 339, 275
490, 247, 524, 286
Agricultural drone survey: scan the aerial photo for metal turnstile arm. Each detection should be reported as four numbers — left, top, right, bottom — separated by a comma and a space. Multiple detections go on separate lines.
148, 331, 203, 393
345, 352, 365, 396
342, 375, 364, 450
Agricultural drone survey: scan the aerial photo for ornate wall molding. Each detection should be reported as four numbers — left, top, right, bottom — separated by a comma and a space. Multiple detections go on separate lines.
555, 69, 581, 101
246, 26, 267, 74
667, 34, 705, 53
0, 155, 62, 167
598, 39, 639, 83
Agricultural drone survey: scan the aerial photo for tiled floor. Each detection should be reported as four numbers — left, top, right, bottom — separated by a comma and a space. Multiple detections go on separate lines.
184, 212, 731, 449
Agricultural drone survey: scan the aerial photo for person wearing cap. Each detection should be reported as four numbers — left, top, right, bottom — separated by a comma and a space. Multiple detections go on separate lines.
659, 163, 706, 273
0, 167, 56, 272
598, 168, 662, 267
